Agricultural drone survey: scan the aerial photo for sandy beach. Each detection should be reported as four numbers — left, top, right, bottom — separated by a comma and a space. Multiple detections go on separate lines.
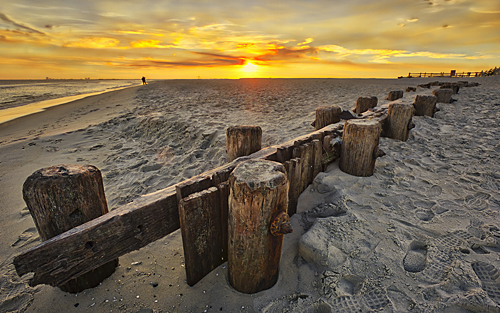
1, 76, 500, 313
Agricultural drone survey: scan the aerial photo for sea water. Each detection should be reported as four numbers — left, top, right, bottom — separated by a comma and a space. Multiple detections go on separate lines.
0, 79, 140, 124
0, 79, 139, 110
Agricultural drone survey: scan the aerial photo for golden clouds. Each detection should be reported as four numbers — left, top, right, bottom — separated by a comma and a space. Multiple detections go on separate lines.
64, 37, 120, 49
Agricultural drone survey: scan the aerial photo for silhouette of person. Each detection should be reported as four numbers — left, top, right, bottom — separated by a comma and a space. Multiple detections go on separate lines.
142, 76, 147, 85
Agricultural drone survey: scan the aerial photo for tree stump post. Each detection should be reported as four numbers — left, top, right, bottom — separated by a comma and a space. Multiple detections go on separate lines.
226, 126, 262, 162
313, 106, 341, 130
354, 96, 378, 114
228, 159, 292, 294
387, 90, 404, 101
22, 164, 118, 293
413, 95, 437, 117
340, 120, 383, 177
383, 101, 415, 141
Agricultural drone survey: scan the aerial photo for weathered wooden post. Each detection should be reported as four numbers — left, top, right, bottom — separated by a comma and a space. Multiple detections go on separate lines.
383, 101, 415, 141
387, 90, 404, 101
413, 95, 437, 117
228, 159, 292, 293
432, 89, 453, 103
354, 96, 378, 114
22, 164, 118, 293
340, 120, 383, 177
226, 125, 262, 162
313, 105, 341, 130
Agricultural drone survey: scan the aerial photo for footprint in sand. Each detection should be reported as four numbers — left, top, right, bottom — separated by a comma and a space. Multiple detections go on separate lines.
11, 227, 39, 248
415, 208, 435, 221
472, 261, 500, 305
403, 241, 428, 272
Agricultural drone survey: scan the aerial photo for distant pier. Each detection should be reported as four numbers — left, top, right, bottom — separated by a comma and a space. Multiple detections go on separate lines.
399, 70, 483, 79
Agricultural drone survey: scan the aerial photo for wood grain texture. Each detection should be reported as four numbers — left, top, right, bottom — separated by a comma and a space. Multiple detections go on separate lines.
228, 159, 289, 294
179, 186, 226, 286
383, 101, 415, 141
226, 125, 262, 162
340, 119, 382, 177
22, 164, 117, 292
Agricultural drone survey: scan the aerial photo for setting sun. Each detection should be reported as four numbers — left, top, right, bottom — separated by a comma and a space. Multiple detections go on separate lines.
242, 61, 259, 73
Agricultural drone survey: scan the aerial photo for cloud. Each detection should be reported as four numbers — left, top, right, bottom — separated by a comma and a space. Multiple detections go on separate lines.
64, 37, 120, 49
0, 12, 44, 35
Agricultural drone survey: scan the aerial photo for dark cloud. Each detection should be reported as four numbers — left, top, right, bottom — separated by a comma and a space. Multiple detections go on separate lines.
0, 12, 45, 35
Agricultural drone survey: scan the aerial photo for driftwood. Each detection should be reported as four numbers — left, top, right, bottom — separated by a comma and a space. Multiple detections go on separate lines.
228, 160, 291, 293
354, 96, 378, 114
226, 125, 262, 162
22, 164, 117, 293
312, 106, 341, 130
179, 185, 227, 286
340, 119, 383, 177
383, 101, 415, 141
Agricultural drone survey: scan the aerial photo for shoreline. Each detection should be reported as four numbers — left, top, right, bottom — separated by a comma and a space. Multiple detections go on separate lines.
0, 83, 142, 126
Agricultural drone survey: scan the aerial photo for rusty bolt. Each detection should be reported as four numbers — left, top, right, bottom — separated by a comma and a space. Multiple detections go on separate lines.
270, 212, 293, 236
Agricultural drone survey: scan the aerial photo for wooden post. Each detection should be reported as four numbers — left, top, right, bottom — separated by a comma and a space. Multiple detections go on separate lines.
22, 164, 118, 293
313, 106, 341, 130
226, 126, 262, 162
228, 159, 292, 293
383, 101, 415, 141
178, 186, 227, 286
354, 96, 378, 114
340, 120, 383, 177
284, 158, 302, 216
387, 90, 404, 101
413, 95, 437, 117
432, 89, 453, 103
312, 139, 323, 179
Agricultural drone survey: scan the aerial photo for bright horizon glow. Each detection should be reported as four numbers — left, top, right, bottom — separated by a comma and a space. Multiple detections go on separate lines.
0, 1, 499, 79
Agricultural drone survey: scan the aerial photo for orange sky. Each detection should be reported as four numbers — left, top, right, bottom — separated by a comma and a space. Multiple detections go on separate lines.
0, 0, 499, 79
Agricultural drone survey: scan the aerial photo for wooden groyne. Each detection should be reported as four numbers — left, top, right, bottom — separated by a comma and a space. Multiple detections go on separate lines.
13, 80, 479, 292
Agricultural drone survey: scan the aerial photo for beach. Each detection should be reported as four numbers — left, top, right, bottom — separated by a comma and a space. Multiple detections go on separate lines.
1, 77, 500, 312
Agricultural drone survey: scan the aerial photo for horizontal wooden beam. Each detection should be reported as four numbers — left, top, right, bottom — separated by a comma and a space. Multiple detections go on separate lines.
13, 122, 344, 287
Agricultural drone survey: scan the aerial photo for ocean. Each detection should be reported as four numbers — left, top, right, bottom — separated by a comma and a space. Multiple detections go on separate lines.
0, 79, 139, 109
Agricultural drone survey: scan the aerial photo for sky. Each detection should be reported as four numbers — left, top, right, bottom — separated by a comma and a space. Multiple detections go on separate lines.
0, 0, 499, 79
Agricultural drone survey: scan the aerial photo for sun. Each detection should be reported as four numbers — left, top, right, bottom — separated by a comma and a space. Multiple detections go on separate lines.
241, 61, 259, 73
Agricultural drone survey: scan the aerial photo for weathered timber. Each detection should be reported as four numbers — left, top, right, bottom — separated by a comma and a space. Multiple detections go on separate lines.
22, 164, 117, 293
405, 87, 417, 92
15, 183, 178, 288
312, 139, 322, 179
176, 176, 213, 203
354, 96, 378, 114
293, 143, 314, 194
387, 90, 404, 101
322, 135, 341, 167
383, 101, 415, 141
13, 123, 344, 287
440, 83, 460, 94
276, 146, 293, 163
284, 158, 302, 216
226, 125, 262, 162
340, 119, 383, 177
413, 95, 438, 117
179, 186, 226, 286
313, 106, 341, 130
432, 88, 453, 103
228, 160, 291, 293
218, 181, 229, 262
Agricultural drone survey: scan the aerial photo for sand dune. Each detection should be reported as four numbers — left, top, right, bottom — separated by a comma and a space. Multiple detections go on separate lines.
1, 77, 499, 312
